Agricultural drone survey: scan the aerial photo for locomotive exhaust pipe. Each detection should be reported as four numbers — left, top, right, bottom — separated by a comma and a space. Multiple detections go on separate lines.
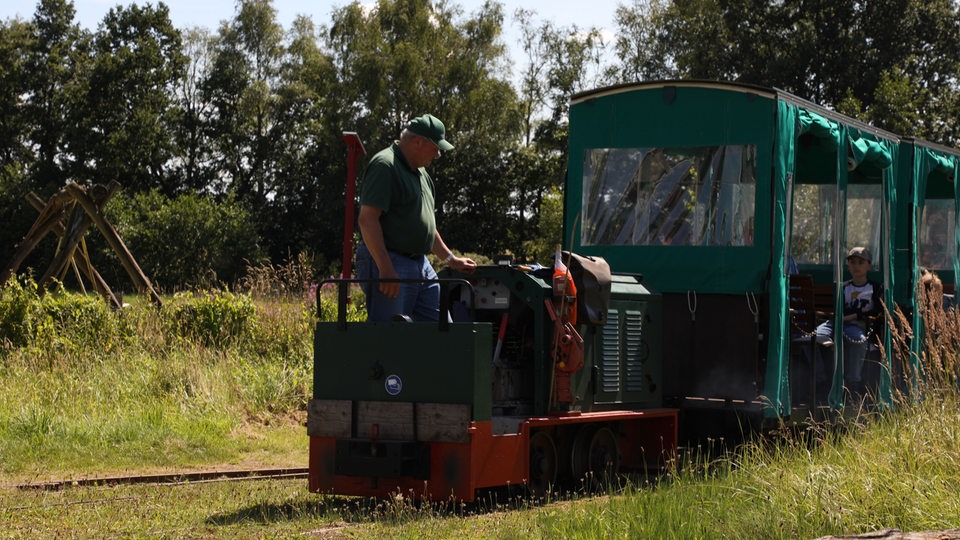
341, 132, 366, 279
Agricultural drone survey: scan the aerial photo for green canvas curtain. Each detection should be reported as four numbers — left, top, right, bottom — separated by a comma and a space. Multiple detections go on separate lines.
767, 102, 897, 414
765, 100, 797, 417
849, 137, 894, 170
826, 127, 851, 408
769, 104, 841, 415
955, 156, 960, 296
799, 109, 841, 147
879, 140, 898, 409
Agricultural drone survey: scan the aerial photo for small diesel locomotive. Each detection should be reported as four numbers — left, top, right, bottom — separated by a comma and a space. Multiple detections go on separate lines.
308, 257, 679, 501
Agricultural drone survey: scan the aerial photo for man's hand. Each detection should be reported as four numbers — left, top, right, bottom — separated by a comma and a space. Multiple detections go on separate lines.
378, 266, 400, 298
448, 256, 478, 274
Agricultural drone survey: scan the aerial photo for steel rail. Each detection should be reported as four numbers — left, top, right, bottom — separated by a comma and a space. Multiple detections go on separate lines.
6, 467, 309, 491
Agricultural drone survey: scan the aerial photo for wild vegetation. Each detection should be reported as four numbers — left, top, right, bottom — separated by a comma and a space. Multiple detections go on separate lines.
2, 0, 960, 537
0, 257, 364, 481
2, 267, 959, 538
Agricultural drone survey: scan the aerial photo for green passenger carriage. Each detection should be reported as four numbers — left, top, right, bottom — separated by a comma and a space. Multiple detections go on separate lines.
566, 80, 906, 421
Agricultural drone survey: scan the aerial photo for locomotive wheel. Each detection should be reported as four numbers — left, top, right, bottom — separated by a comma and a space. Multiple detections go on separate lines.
586, 427, 621, 490
569, 426, 594, 483
528, 431, 558, 497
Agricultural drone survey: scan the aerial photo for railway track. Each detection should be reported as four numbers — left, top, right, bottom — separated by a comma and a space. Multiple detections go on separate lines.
6, 467, 309, 491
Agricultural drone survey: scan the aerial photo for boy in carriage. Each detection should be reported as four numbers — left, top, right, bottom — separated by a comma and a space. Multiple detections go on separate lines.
814, 246, 884, 394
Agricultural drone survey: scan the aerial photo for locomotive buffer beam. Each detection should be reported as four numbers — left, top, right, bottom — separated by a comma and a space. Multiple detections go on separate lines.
334, 439, 430, 480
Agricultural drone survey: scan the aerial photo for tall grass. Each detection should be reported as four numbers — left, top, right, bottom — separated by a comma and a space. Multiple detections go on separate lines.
363, 278, 960, 539
2, 266, 958, 538
520, 276, 960, 539
0, 258, 363, 480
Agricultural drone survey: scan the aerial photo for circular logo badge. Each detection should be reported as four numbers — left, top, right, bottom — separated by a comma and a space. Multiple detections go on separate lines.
384, 374, 403, 396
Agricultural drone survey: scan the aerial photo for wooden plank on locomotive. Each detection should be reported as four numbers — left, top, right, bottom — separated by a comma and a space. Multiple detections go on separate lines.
415, 403, 471, 443
356, 401, 414, 440
306, 399, 351, 438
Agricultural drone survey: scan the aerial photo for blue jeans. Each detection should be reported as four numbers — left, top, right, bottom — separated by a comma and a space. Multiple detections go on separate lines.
815, 319, 869, 386
356, 243, 440, 322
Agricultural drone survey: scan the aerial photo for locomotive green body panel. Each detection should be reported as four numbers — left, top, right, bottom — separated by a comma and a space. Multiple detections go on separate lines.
313, 321, 493, 420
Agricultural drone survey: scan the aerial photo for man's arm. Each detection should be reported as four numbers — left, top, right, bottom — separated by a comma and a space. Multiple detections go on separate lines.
358, 204, 400, 298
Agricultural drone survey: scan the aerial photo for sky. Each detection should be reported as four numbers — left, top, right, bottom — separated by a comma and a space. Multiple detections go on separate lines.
0, 0, 622, 67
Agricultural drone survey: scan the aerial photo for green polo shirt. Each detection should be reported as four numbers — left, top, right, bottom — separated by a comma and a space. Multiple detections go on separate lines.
359, 142, 437, 255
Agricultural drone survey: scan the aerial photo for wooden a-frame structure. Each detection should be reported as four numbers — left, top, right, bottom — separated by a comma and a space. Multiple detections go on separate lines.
0, 181, 162, 307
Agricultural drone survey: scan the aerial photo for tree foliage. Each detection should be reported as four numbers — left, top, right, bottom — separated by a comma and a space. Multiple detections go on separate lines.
72, 3, 185, 192
103, 190, 263, 290
612, 0, 960, 143
1, 0, 959, 289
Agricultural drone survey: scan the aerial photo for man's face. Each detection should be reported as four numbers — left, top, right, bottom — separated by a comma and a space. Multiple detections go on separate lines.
412, 135, 440, 168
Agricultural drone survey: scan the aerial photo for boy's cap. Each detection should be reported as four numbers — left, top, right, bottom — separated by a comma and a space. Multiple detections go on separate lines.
406, 114, 454, 152
846, 246, 872, 263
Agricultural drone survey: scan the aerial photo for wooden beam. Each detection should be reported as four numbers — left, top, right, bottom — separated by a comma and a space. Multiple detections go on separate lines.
39, 201, 92, 290
65, 183, 162, 306
40, 181, 120, 293
25, 192, 121, 309
0, 194, 71, 284
4, 182, 156, 309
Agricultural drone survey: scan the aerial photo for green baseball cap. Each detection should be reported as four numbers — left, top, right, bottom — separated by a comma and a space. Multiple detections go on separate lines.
406, 114, 454, 152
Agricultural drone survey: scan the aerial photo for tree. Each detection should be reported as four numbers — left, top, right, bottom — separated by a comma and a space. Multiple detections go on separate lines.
169, 27, 218, 194
514, 8, 605, 144
508, 8, 605, 259
0, 19, 31, 167
604, 0, 673, 83
71, 3, 186, 192
101, 189, 263, 289
203, 0, 285, 204
522, 184, 563, 262
859, 0, 960, 143
610, 0, 960, 143
19, 0, 90, 195
261, 14, 345, 266
327, 0, 525, 257
0, 1, 89, 273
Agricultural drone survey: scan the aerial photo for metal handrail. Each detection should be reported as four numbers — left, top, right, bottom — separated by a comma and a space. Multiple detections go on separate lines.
316, 277, 476, 331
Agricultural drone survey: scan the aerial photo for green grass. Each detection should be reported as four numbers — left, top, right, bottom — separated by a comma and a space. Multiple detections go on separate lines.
0, 480, 343, 539
2, 389, 958, 539
0, 276, 334, 481
359, 390, 960, 540
526, 395, 960, 539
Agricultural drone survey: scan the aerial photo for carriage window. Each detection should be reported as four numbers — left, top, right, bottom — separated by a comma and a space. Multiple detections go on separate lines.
791, 184, 836, 265
581, 146, 757, 246
791, 184, 883, 268
920, 200, 955, 270
846, 184, 883, 269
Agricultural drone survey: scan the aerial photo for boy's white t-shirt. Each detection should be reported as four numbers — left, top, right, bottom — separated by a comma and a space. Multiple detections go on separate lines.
844, 281, 875, 327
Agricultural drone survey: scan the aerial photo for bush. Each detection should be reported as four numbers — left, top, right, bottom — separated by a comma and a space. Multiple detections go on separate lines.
0, 278, 131, 356
102, 190, 264, 290
315, 280, 366, 323
39, 287, 132, 354
163, 290, 259, 347
0, 278, 43, 350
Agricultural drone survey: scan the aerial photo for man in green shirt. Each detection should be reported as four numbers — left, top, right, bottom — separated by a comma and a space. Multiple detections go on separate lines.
356, 114, 476, 321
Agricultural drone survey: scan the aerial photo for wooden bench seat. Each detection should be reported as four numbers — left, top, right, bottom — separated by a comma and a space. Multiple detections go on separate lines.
811, 283, 835, 318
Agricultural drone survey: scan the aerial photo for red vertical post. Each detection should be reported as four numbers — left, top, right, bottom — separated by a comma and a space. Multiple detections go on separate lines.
342, 132, 366, 279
